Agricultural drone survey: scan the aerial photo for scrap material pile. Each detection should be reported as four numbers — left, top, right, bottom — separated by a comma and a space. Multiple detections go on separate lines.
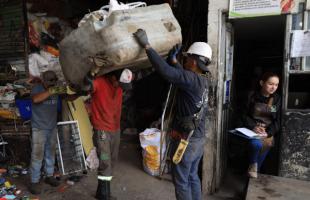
0, 166, 28, 200
27, 6, 73, 81
0, 2, 75, 123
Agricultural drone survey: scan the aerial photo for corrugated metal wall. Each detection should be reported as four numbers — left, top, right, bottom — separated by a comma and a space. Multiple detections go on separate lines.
0, 0, 27, 75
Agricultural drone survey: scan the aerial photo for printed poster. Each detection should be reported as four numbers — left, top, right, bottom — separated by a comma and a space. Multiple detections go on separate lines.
229, 0, 297, 18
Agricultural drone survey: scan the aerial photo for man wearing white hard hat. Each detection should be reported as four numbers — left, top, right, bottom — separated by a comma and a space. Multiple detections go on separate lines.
134, 29, 211, 200
84, 69, 133, 200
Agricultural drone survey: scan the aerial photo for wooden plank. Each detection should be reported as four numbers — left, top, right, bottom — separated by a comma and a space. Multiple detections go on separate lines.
246, 174, 310, 200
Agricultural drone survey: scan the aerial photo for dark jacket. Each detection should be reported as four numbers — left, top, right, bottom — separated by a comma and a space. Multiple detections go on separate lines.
145, 48, 208, 138
242, 91, 281, 137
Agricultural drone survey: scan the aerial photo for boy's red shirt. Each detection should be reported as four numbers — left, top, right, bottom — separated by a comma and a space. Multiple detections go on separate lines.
90, 76, 122, 132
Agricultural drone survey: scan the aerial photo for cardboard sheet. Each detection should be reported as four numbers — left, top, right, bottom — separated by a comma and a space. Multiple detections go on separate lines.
67, 97, 94, 156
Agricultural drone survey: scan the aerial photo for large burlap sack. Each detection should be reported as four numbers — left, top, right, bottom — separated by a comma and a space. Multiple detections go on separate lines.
59, 3, 182, 88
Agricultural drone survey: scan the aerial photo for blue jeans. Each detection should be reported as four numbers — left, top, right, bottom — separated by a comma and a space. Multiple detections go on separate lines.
249, 139, 270, 170
30, 127, 57, 183
170, 137, 205, 200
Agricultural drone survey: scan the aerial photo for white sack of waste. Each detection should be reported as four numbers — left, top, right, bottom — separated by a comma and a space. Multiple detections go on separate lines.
59, 3, 182, 89
139, 128, 166, 176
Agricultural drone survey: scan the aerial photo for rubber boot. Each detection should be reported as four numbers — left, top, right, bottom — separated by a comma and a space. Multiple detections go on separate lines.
95, 180, 102, 199
96, 180, 110, 200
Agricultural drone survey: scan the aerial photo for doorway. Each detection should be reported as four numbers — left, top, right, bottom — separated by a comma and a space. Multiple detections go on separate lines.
228, 15, 286, 175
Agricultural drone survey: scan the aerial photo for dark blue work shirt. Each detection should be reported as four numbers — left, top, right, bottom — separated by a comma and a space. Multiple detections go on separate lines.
146, 48, 208, 138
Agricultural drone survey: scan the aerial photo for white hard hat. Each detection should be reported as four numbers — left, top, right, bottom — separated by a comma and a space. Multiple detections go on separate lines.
186, 42, 212, 61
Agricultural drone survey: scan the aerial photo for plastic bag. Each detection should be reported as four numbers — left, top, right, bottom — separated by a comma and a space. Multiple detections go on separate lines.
139, 128, 165, 176
86, 147, 99, 170
100, 0, 146, 15
28, 53, 49, 77
78, 10, 108, 28
28, 23, 40, 48
78, 1, 146, 29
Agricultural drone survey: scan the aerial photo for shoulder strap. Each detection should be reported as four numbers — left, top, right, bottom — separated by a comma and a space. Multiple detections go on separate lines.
193, 77, 208, 121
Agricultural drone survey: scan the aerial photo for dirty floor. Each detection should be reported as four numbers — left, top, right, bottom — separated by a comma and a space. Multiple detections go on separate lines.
8, 134, 247, 200
9, 134, 176, 200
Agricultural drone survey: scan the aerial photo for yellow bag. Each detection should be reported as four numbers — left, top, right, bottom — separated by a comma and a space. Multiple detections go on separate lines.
144, 145, 160, 170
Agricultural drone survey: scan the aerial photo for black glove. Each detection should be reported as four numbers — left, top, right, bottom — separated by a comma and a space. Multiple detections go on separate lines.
177, 116, 195, 134
133, 29, 150, 48
76, 90, 89, 96
167, 43, 182, 65
69, 83, 90, 96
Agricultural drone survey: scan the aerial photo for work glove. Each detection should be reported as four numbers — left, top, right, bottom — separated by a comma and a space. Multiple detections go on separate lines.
133, 29, 150, 48
48, 86, 67, 95
167, 43, 182, 65
177, 116, 196, 134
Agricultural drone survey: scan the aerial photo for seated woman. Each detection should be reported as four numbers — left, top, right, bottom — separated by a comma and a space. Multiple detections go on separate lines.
241, 72, 281, 178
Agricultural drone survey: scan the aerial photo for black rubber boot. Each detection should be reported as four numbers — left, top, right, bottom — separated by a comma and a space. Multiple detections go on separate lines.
95, 180, 110, 200
95, 180, 102, 199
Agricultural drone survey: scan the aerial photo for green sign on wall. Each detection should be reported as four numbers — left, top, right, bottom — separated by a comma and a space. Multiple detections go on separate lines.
229, 0, 297, 18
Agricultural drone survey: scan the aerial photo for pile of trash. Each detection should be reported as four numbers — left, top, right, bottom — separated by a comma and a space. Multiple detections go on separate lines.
0, 83, 30, 120
0, 165, 28, 200
27, 2, 73, 82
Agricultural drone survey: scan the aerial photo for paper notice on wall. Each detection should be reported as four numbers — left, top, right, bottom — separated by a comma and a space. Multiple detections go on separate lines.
291, 30, 310, 58
229, 0, 297, 18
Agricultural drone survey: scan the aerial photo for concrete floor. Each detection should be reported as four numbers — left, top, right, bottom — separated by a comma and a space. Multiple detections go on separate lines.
8, 134, 247, 200
6, 136, 308, 200
246, 174, 310, 200
207, 171, 248, 200
9, 134, 175, 200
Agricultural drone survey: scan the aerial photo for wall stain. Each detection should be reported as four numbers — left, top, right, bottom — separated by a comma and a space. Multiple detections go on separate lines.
279, 112, 310, 180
